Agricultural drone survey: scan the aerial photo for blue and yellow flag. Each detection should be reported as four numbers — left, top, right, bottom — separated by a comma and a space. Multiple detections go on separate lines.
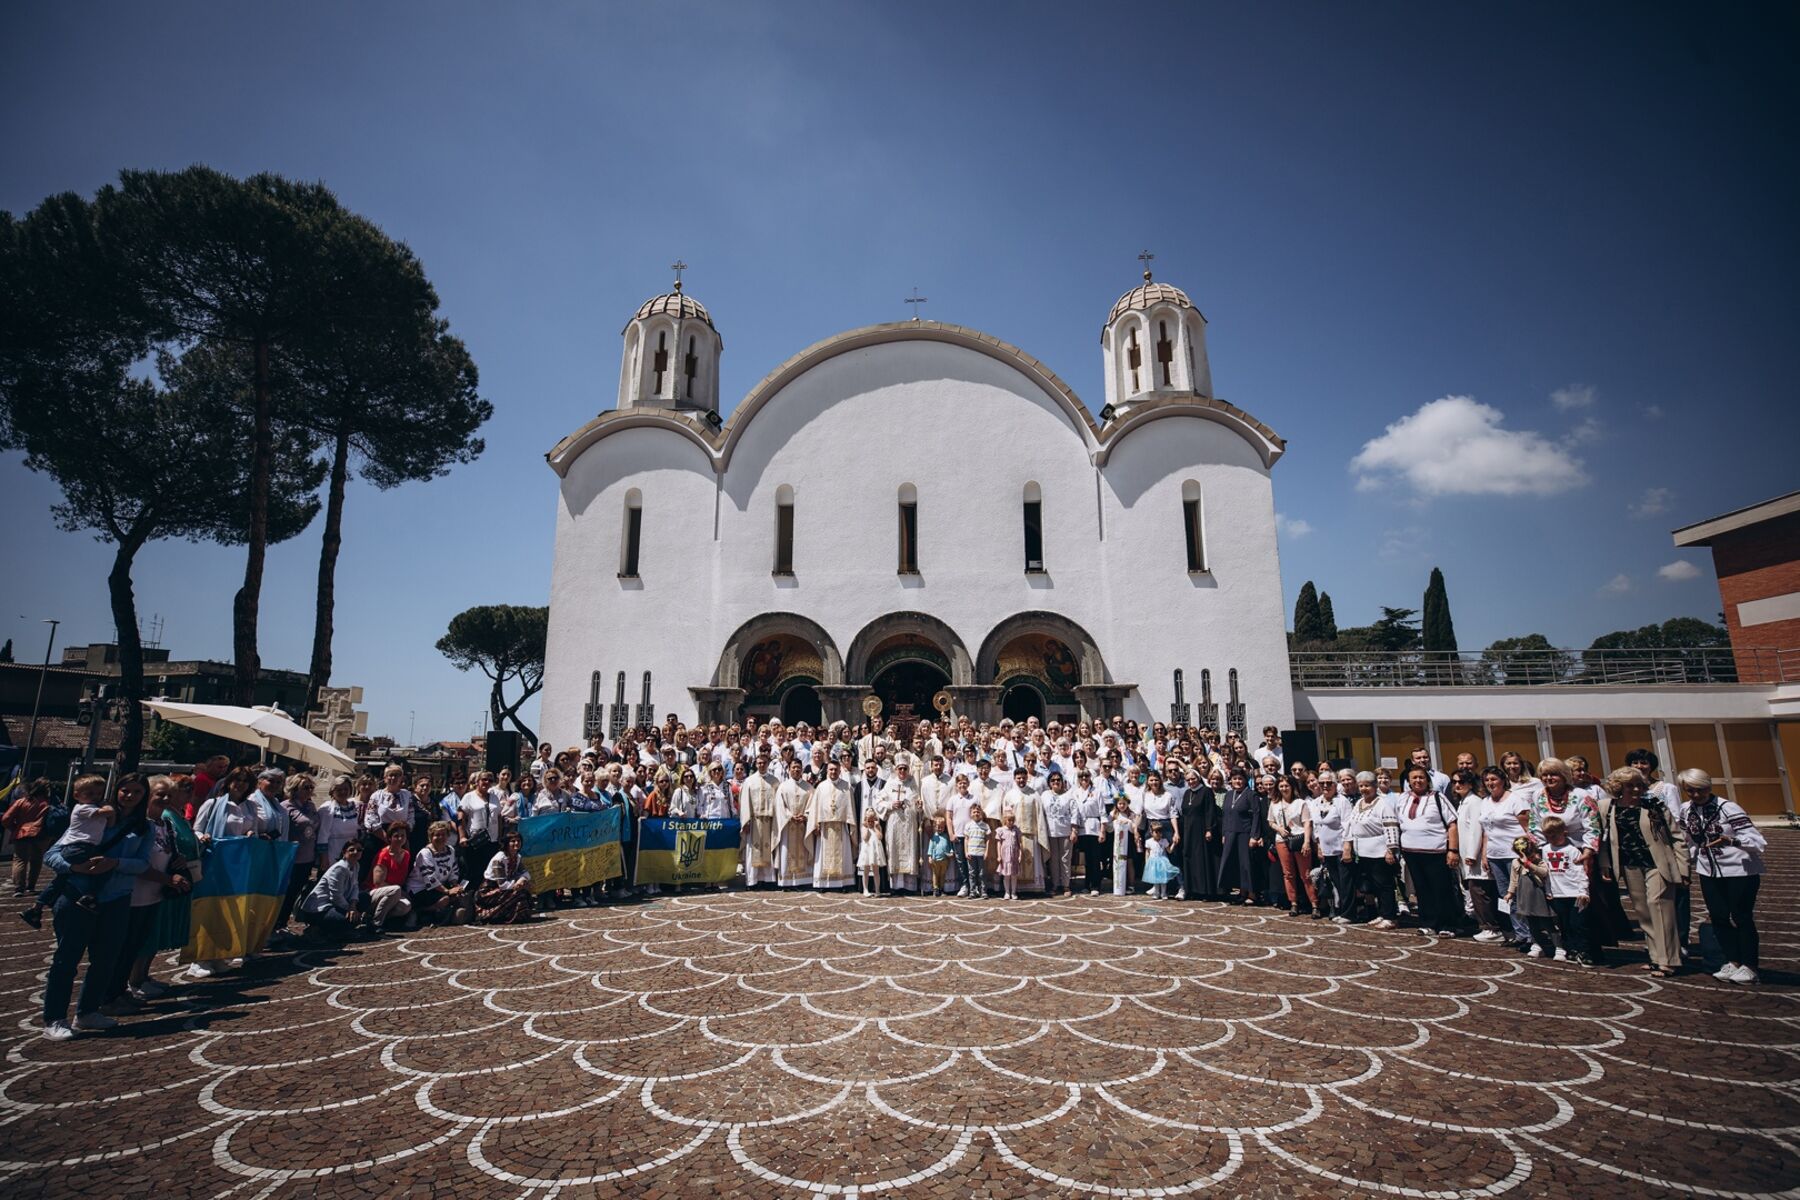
635, 817, 740, 885
520, 808, 625, 893
182, 837, 296, 963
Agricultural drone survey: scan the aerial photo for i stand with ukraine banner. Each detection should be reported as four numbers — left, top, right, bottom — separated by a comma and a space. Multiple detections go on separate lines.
635, 817, 740, 885
519, 807, 625, 893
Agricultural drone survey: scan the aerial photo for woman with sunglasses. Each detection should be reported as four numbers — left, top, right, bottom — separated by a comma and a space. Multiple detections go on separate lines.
1677, 769, 1766, 984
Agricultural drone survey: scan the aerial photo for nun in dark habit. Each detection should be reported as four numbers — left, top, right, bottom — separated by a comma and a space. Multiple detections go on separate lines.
1177, 768, 1221, 900
1215, 767, 1266, 904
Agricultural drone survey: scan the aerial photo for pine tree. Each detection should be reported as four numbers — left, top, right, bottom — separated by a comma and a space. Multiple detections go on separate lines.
1422, 567, 1458, 653
1318, 593, 1338, 642
0, 639, 11, 663
1293, 581, 1325, 643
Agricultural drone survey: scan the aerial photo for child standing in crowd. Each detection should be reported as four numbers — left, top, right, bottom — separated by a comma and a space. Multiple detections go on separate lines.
1142, 822, 1177, 900
963, 804, 991, 898
1504, 836, 1556, 959
1110, 797, 1138, 897
927, 818, 952, 896
858, 809, 886, 896
995, 810, 1021, 900
1539, 816, 1592, 965
19, 775, 114, 928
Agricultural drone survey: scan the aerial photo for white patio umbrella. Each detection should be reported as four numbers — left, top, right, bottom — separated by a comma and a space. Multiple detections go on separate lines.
143, 700, 357, 775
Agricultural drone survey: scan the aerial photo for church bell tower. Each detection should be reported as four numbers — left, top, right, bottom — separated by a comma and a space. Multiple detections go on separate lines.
618, 262, 723, 414
1100, 255, 1212, 418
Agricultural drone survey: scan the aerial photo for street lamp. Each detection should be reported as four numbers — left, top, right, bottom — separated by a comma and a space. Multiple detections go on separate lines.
19, 618, 60, 782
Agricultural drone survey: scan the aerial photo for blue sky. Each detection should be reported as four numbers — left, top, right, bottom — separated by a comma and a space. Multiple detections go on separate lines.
4, 2, 1796, 741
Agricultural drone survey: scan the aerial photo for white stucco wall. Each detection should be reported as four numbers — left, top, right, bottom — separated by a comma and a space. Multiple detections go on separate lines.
541, 331, 1293, 743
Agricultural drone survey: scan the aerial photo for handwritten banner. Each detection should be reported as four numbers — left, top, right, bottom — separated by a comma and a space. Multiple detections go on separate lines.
519, 808, 624, 893
635, 817, 741, 885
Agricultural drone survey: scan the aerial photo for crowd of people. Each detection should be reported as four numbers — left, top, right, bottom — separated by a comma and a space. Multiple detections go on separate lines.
3, 711, 1772, 1042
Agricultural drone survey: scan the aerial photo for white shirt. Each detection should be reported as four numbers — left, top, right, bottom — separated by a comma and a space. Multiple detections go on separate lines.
1346, 796, 1398, 859
407, 844, 461, 893
698, 782, 734, 819
1070, 786, 1107, 837
1394, 789, 1455, 853
459, 791, 498, 839
1309, 795, 1349, 857
1042, 788, 1076, 838
366, 788, 414, 831
1477, 793, 1530, 861
1541, 840, 1588, 898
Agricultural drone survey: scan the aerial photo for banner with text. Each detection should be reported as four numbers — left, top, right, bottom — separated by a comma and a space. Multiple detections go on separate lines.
634, 817, 741, 885
520, 808, 624, 893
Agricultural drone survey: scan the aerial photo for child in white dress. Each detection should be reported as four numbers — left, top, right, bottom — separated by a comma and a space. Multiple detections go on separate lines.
1142, 823, 1178, 900
858, 810, 886, 896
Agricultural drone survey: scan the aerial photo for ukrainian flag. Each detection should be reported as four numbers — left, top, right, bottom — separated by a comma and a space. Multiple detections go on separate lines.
519, 809, 625, 893
182, 837, 296, 963
635, 818, 741, 885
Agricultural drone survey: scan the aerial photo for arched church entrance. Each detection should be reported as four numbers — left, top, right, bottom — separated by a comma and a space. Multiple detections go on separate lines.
1000, 679, 1046, 724
779, 682, 823, 726
870, 659, 950, 725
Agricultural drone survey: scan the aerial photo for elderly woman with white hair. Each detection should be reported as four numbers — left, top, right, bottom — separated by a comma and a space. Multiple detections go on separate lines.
1602, 766, 1685, 976
1677, 769, 1767, 984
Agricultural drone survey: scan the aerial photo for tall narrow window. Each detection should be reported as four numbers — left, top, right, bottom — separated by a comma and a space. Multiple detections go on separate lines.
636, 671, 652, 728
897, 483, 919, 574
1157, 321, 1174, 387
774, 484, 795, 575
684, 336, 698, 395
1126, 329, 1142, 392
1181, 479, 1205, 572
621, 488, 643, 577
611, 672, 628, 738
652, 332, 668, 395
1022, 482, 1044, 572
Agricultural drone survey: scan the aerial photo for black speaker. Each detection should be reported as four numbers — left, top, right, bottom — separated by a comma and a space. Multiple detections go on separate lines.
1281, 729, 1319, 770
486, 730, 521, 774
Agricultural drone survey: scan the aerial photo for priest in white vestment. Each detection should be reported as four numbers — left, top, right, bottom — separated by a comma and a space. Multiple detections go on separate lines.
773, 762, 813, 888
1002, 767, 1050, 893
741, 753, 780, 886
806, 761, 856, 889
876, 761, 922, 895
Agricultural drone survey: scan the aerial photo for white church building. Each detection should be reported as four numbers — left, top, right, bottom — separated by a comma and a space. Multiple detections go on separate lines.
540, 270, 1295, 742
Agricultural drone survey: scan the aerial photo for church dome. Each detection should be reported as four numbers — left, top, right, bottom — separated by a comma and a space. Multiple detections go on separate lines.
629, 288, 714, 329
1106, 279, 1194, 325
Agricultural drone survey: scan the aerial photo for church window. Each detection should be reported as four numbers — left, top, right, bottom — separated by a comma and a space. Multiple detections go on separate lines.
1181, 479, 1205, 572
1126, 329, 1142, 393
636, 671, 653, 728
652, 332, 669, 395
1022, 481, 1044, 572
621, 489, 643, 578
774, 485, 795, 575
898, 484, 919, 574
1157, 321, 1174, 387
684, 336, 698, 396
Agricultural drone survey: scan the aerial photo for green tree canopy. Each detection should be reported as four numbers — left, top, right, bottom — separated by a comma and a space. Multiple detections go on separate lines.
1370, 606, 1422, 652
2, 194, 324, 767
437, 605, 548, 745
1317, 592, 1338, 642
1292, 581, 1325, 643
1480, 634, 1573, 685
1422, 567, 1458, 654
96, 166, 445, 705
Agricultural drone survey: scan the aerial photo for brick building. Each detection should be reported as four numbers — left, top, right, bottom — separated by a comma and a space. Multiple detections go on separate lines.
1674, 491, 1800, 684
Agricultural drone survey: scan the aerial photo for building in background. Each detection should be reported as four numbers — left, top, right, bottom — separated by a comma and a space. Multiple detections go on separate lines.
1673, 491, 1800, 684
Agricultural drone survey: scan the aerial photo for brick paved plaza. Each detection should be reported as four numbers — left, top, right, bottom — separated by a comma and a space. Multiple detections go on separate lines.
3, 839, 1797, 1199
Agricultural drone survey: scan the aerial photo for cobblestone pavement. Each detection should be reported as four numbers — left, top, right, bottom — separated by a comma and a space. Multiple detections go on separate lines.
3, 837, 1798, 1199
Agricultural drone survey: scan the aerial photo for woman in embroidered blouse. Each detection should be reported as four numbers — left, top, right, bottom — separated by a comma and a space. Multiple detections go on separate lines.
477, 831, 535, 924
1678, 769, 1766, 985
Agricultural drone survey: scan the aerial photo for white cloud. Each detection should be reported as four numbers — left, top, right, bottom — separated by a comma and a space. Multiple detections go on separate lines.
1551, 384, 1596, 412
1599, 573, 1633, 596
1275, 513, 1314, 538
1350, 396, 1586, 497
1631, 487, 1674, 518
1378, 526, 1427, 561
1658, 560, 1702, 582
1569, 417, 1604, 445
1643, 404, 1664, 420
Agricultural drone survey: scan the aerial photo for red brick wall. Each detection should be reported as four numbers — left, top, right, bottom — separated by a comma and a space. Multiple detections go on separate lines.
1712, 511, 1800, 682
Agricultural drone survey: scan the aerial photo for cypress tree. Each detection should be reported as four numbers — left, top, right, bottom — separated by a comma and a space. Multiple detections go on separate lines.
1293, 581, 1325, 643
1318, 592, 1338, 642
1422, 567, 1458, 654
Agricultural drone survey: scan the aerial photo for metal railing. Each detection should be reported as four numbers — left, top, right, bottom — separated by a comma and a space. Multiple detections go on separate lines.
1289, 646, 1800, 688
